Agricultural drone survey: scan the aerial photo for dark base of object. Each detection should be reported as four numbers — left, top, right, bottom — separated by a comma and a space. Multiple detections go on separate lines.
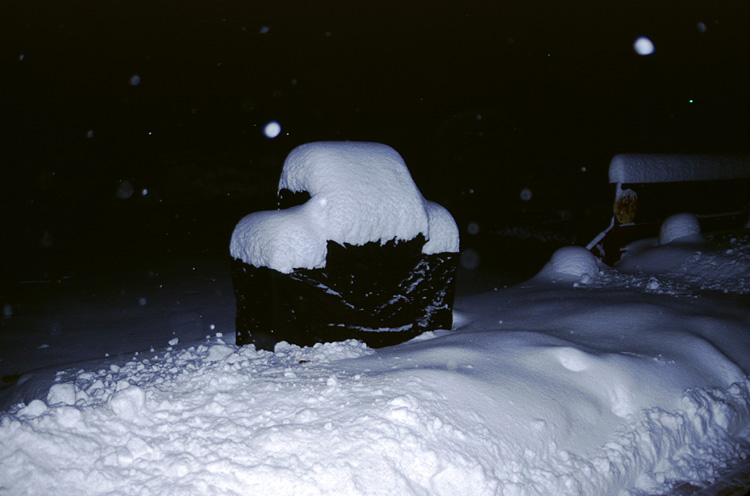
232, 235, 458, 350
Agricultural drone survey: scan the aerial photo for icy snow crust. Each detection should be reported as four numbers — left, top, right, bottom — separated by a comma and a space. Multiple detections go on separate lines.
230, 142, 459, 273
609, 153, 750, 184
3, 234, 750, 495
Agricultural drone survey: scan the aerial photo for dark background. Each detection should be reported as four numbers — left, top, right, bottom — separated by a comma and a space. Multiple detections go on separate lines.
1, 0, 748, 284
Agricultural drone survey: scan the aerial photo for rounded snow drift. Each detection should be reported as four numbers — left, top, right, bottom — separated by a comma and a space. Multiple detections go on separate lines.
659, 213, 702, 245
540, 246, 601, 281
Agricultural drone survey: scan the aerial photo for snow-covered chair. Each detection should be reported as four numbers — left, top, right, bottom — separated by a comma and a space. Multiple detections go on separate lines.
588, 154, 750, 265
230, 142, 460, 350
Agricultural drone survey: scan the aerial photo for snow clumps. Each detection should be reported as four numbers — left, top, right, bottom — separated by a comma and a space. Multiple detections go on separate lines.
109, 384, 147, 421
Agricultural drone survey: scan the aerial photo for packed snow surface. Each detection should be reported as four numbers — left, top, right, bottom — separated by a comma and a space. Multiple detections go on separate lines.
608, 154, 750, 184
2, 233, 750, 495
230, 142, 459, 273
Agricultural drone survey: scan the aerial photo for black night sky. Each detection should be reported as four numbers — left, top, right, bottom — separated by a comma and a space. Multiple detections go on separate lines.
1, 0, 748, 283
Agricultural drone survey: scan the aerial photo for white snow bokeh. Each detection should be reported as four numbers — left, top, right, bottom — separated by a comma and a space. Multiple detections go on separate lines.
2, 231, 750, 495
230, 142, 459, 273
263, 120, 281, 138
634, 36, 655, 56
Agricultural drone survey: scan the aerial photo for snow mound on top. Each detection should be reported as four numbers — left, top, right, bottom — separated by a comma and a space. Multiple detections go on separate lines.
278, 142, 429, 249
659, 212, 703, 245
230, 142, 459, 273
535, 246, 603, 283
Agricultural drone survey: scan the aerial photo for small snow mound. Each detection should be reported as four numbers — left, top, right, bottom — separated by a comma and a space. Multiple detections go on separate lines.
659, 213, 703, 245
555, 347, 590, 372
537, 246, 601, 281
274, 341, 295, 353
18, 399, 48, 417
109, 385, 146, 421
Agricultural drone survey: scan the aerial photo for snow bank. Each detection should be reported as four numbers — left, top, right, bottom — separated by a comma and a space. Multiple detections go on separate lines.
2, 235, 749, 496
2, 305, 748, 495
230, 142, 459, 273
608, 154, 750, 184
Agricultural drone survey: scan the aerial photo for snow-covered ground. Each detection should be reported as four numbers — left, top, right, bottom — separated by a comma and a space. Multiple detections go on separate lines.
1, 226, 749, 495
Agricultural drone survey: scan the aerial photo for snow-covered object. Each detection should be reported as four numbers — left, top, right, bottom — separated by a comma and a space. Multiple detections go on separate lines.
230, 142, 459, 349
659, 212, 703, 245
609, 154, 750, 184
1, 236, 750, 495
230, 142, 459, 273
535, 246, 603, 282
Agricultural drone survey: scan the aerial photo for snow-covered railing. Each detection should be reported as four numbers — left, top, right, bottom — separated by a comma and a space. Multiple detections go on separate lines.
588, 154, 750, 265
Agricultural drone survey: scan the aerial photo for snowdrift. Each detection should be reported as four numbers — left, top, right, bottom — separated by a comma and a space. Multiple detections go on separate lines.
1, 228, 749, 495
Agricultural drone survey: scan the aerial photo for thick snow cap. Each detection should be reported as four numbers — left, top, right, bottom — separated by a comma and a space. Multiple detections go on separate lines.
609, 154, 750, 184
230, 142, 459, 273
